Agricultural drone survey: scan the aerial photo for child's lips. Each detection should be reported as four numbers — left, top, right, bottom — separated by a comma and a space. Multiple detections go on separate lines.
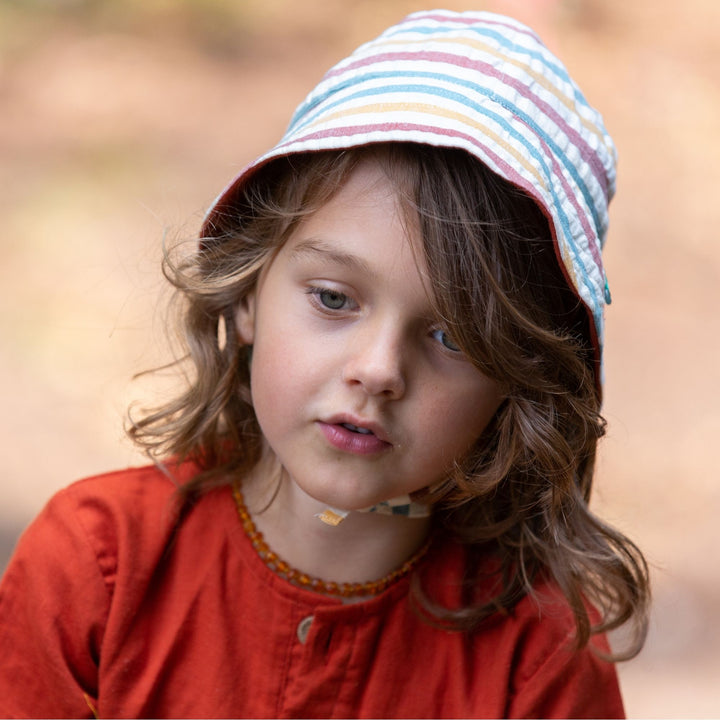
322, 414, 391, 443
317, 416, 392, 454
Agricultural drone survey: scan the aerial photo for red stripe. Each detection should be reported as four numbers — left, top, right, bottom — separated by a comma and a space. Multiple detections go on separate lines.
272, 121, 534, 195
405, 11, 541, 41
534, 133, 603, 269
324, 50, 608, 201
273, 120, 602, 274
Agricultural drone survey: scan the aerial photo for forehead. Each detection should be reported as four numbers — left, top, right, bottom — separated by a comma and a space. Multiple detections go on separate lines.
311, 159, 405, 218
296, 161, 415, 249
268, 160, 434, 302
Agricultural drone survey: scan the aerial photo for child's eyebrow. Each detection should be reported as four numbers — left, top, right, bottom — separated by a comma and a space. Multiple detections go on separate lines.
289, 238, 373, 275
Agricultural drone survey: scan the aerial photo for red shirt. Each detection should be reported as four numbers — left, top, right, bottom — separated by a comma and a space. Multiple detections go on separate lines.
0, 464, 624, 718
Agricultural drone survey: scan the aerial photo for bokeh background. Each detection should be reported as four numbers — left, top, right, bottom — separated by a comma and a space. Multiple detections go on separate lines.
1, 0, 718, 715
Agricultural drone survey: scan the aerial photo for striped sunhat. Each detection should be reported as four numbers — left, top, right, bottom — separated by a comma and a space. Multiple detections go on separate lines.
202, 9, 616, 384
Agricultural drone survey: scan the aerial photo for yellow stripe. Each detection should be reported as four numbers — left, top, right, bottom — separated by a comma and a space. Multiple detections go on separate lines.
299, 100, 548, 192
296, 99, 578, 290
366, 35, 604, 140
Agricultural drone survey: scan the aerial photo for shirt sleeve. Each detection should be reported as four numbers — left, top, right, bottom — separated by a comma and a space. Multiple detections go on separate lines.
0, 488, 111, 719
507, 620, 625, 719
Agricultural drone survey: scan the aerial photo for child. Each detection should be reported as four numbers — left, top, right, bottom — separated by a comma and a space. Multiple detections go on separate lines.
0, 9, 649, 718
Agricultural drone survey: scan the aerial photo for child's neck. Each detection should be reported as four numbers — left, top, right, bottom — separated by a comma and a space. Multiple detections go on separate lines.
240, 456, 432, 592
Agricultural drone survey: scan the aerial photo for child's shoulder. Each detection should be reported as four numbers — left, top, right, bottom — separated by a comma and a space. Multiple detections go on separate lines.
18, 462, 199, 587
52, 459, 202, 515
430, 536, 608, 649
67, 461, 178, 494
63, 460, 192, 497
46, 463, 182, 531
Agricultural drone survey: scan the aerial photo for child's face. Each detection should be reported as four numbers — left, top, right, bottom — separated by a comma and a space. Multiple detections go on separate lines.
235, 159, 503, 512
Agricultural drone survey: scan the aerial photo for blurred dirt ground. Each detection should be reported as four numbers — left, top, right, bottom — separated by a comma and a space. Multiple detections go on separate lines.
1, 0, 719, 716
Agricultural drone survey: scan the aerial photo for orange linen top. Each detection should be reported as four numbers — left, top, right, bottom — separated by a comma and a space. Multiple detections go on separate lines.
0, 464, 624, 718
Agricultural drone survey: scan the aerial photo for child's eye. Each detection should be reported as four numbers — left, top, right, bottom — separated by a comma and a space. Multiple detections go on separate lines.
431, 328, 461, 352
307, 287, 354, 311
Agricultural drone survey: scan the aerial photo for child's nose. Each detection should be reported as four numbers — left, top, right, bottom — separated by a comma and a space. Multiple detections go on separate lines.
342, 323, 406, 399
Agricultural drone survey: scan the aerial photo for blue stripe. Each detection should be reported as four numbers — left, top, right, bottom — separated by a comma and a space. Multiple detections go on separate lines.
290, 69, 602, 236
383, 22, 591, 107
287, 79, 600, 312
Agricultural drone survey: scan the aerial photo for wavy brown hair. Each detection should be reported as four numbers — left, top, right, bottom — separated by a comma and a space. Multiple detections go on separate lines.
129, 143, 649, 659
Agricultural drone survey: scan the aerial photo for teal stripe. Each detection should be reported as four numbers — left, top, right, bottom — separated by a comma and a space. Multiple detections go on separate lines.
287, 80, 599, 313
383, 23, 591, 109
289, 69, 602, 236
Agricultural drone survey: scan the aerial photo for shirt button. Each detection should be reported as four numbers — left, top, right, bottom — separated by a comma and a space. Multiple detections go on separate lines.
297, 615, 314, 644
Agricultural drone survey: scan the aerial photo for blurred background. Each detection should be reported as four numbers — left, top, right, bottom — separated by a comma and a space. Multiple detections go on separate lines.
1, 0, 718, 715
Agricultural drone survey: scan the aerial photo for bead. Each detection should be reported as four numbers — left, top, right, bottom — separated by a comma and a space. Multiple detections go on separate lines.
231, 482, 430, 599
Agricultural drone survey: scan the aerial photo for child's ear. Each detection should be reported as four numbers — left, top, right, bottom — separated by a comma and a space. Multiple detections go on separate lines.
235, 291, 256, 345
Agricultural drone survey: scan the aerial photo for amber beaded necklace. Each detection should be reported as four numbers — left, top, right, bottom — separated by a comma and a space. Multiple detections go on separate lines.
232, 483, 430, 599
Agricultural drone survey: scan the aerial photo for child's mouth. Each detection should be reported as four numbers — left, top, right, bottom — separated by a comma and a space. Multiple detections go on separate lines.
318, 420, 390, 455
340, 423, 373, 435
